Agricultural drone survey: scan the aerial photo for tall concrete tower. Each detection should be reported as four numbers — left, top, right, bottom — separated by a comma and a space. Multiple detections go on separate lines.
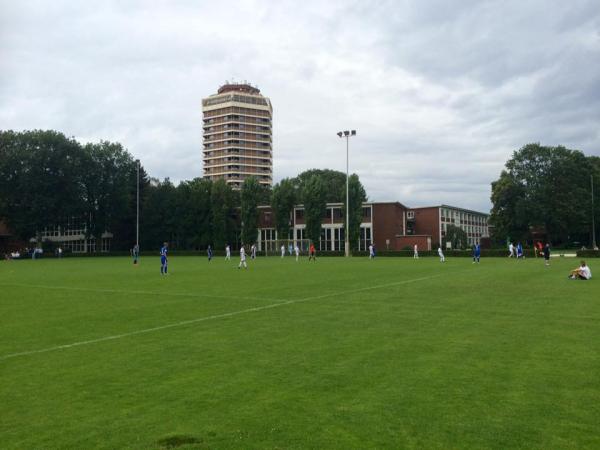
202, 83, 273, 189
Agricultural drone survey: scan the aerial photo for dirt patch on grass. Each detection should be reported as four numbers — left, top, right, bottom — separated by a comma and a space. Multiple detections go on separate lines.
157, 434, 203, 448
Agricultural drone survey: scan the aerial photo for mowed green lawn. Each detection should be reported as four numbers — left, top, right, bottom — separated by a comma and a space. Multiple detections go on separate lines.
0, 255, 598, 449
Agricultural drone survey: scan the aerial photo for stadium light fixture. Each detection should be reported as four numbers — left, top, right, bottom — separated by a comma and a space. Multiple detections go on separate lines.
136, 159, 140, 249
337, 129, 357, 257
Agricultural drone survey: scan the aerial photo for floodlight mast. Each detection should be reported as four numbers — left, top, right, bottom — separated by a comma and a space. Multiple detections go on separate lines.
592, 174, 597, 249
136, 159, 140, 248
337, 129, 357, 257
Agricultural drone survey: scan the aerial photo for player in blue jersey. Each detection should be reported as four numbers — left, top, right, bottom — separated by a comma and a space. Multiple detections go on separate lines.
207, 245, 213, 262
160, 242, 168, 274
473, 243, 481, 263
516, 242, 524, 259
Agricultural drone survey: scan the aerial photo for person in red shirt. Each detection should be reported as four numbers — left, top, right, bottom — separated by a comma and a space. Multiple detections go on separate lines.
534, 241, 543, 258
308, 243, 316, 261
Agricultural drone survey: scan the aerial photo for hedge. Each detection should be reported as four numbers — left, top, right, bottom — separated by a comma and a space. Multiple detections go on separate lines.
576, 250, 600, 258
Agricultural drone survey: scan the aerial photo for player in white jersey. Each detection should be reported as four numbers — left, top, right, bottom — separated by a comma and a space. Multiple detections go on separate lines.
238, 245, 247, 269
368, 244, 374, 259
281, 244, 285, 258
225, 244, 231, 261
438, 246, 445, 262
413, 244, 419, 259
508, 242, 515, 257
294, 244, 300, 261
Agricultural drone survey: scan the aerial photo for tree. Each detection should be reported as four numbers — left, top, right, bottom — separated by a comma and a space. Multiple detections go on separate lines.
81, 141, 139, 248
301, 175, 327, 244
341, 174, 367, 251
211, 179, 236, 249
186, 178, 213, 249
240, 177, 261, 246
0, 130, 87, 241
490, 143, 593, 245
444, 224, 469, 249
170, 178, 212, 250
294, 169, 346, 202
489, 170, 527, 242
271, 178, 297, 242
140, 178, 177, 249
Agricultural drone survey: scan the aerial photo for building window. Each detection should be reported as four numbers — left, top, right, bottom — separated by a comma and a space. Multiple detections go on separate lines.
359, 226, 372, 251
295, 209, 304, 220
407, 211, 415, 219
363, 207, 372, 218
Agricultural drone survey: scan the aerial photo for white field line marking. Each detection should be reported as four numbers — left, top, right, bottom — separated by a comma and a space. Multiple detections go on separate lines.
0, 283, 266, 303
0, 273, 445, 361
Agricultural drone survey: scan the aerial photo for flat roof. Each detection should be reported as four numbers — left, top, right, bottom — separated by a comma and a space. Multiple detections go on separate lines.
410, 204, 489, 216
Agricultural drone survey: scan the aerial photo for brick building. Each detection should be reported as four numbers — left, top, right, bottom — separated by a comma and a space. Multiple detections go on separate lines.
406, 205, 489, 247
255, 201, 489, 252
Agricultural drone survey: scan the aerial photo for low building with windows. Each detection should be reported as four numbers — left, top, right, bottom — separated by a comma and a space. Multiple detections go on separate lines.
36, 217, 113, 253
406, 205, 490, 247
255, 201, 489, 252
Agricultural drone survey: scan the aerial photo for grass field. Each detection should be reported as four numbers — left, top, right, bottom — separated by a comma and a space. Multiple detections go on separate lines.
1, 255, 599, 449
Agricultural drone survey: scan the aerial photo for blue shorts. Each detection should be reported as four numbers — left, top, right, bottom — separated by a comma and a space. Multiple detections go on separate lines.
161, 256, 167, 265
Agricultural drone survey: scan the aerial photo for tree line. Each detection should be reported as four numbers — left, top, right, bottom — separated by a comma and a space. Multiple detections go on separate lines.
0, 130, 367, 251
490, 143, 600, 246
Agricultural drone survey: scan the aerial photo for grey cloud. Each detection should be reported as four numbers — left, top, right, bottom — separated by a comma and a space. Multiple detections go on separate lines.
1, 0, 599, 213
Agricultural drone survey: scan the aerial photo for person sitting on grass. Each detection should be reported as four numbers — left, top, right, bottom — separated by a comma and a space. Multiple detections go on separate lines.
569, 261, 592, 280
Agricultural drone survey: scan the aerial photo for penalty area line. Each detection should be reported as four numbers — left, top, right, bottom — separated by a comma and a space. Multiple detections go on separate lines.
0, 273, 447, 362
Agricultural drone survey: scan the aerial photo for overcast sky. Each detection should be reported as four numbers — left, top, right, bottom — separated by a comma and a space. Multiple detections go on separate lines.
1, 0, 599, 211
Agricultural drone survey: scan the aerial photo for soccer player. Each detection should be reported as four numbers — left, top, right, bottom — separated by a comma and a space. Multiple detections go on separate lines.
294, 243, 300, 261
207, 245, 213, 262
569, 261, 592, 280
534, 241, 542, 258
132, 244, 139, 265
438, 246, 445, 262
160, 242, 168, 275
225, 244, 231, 261
281, 244, 285, 258
288, 243, 293, 255
369, 244, 375, 259
473, 243, 481, 263
251, 244, 257, 260
238, 245, 247, 269
308, 243, 316, 261
508, 242, 515, 258
516, 242, 524, 259
543, 243, 551, 266
413, 244, 419, 259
